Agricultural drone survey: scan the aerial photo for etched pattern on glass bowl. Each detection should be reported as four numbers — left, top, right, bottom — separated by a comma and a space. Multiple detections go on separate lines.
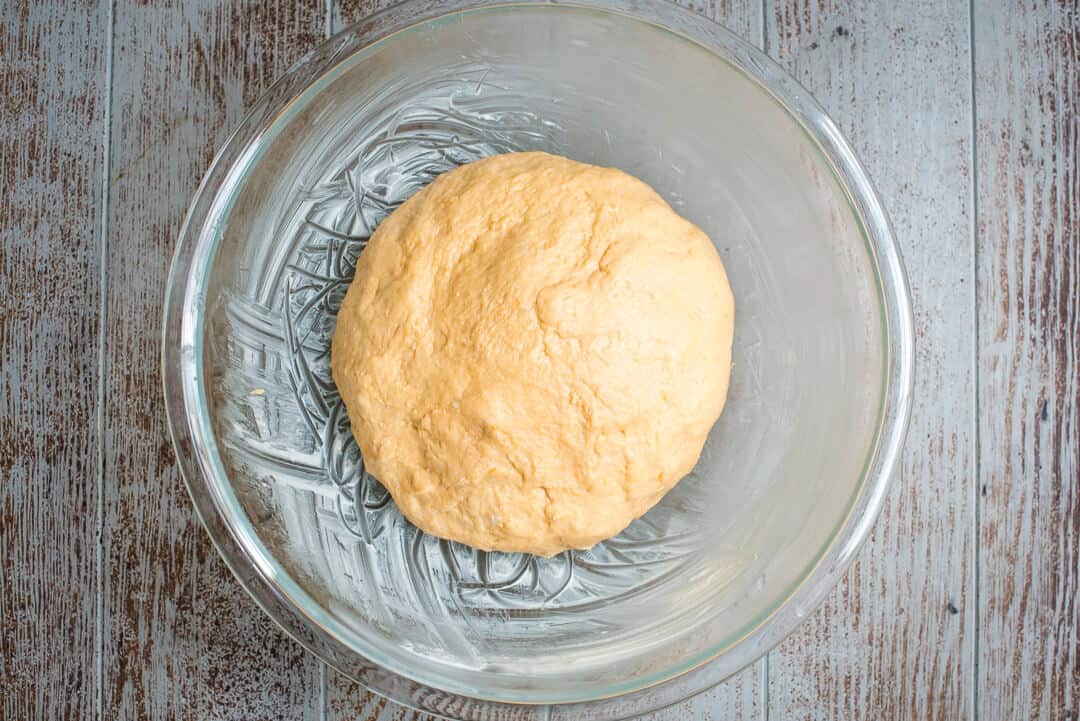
212, 75, 735, 639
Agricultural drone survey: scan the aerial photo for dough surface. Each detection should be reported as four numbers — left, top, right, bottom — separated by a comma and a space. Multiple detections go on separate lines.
331, 152, 734, 556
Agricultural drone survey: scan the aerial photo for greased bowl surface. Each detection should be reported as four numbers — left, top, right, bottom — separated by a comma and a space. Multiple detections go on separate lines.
163, 2, 914, 718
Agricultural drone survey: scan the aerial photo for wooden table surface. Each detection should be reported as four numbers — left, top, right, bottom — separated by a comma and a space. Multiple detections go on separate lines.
2, 0, 1077, 719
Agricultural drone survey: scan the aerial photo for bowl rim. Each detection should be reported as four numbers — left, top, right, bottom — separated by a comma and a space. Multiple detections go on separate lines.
162, 0, 915, 717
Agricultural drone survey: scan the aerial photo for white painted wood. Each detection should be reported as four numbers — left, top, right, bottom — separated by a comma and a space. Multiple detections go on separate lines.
974, 2, 1080, 719
765, 1, 977, 718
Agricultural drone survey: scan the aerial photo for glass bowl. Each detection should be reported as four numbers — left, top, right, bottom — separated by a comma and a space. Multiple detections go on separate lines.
162, 1, 914, 718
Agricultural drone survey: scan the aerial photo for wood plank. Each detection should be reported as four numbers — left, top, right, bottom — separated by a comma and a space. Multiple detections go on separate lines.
0, 2, 109, 719
101, 2, 328, 719
974, 2, 1079, 719
325, 1, 763, 718
765, 1, 976, 719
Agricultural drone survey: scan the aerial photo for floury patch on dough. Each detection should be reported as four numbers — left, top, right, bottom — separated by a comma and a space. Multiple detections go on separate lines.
331, 152, 734, 557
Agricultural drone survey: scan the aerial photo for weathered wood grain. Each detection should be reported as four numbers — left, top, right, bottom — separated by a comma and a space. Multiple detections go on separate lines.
3, 0, 1076, 719
765, 1, 977, 719
101, 2, 327, 719
0, 2, 108, 720
324, 1, 763, 718
975, 2, 1079, 720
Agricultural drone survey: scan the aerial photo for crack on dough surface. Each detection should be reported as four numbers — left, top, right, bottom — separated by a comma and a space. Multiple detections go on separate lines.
331, 152, 734, 557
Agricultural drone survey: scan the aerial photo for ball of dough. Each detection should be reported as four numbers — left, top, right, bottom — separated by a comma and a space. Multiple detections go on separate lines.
331, 152, 734, 557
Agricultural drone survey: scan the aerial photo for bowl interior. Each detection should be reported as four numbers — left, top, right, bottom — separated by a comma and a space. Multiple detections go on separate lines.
191, 4, 885, 704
